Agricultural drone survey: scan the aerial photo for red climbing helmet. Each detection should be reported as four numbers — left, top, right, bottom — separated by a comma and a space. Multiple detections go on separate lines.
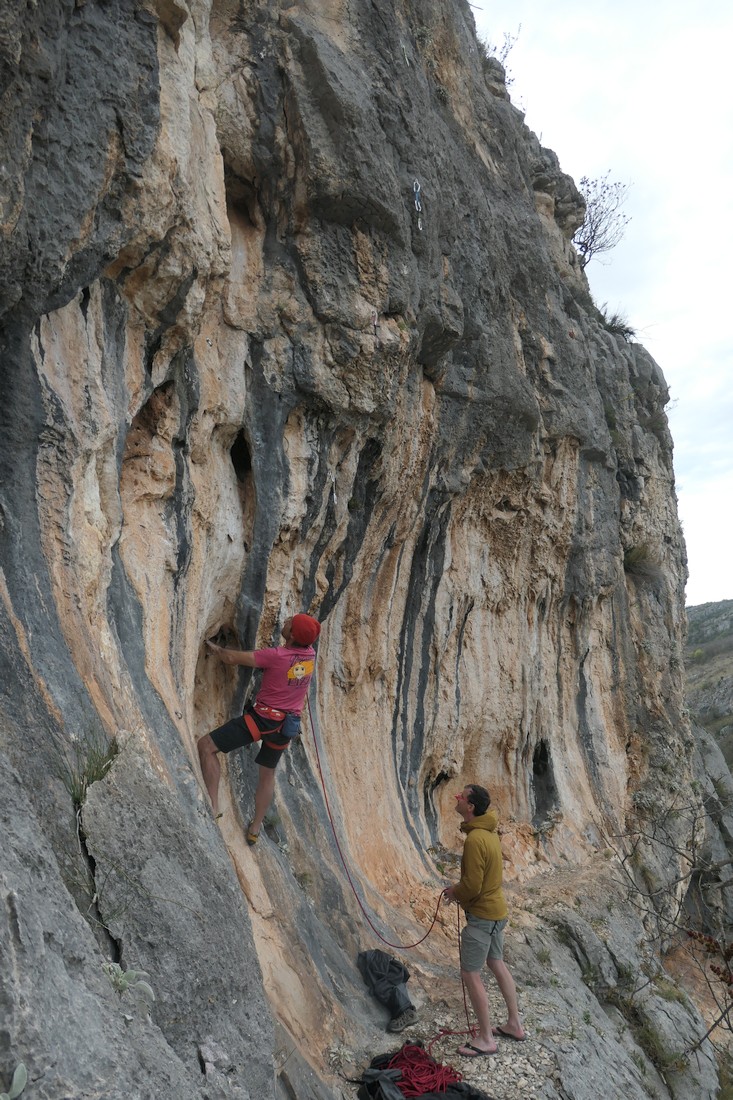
290, 613, 321, 645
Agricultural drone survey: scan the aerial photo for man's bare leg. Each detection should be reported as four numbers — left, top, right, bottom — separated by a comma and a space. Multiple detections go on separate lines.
458, 969, 498, 1054
487, 957, 525, 1038
197, 734, 222, 817
250, 764, 276, 835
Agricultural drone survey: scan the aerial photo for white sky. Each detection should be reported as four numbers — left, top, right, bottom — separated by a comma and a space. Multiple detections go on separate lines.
472, 0, 733, 607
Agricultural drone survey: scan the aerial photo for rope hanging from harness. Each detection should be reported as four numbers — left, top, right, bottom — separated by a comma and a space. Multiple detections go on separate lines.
305, 693, 477, 1040
305, 694, 443, 951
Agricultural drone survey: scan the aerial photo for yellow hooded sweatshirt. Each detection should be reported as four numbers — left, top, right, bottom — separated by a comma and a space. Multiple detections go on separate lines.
452, 810, 508, 921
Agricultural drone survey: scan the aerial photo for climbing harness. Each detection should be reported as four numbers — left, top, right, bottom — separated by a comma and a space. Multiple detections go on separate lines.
254, 701, 286, 721
243, 702, 291, 752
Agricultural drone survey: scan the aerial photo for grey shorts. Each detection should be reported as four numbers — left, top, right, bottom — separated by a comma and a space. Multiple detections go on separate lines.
460, 914, 507, 972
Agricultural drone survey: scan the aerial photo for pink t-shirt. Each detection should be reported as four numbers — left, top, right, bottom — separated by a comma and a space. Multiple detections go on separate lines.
254, 645, 316, 712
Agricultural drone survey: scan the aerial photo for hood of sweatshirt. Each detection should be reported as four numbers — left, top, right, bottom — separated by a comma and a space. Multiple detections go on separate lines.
460, 809, 498, 834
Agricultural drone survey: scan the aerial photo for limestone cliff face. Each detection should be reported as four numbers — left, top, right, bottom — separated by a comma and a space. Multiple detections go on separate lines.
686, 601, 733, 766
0, 1, 719, 1098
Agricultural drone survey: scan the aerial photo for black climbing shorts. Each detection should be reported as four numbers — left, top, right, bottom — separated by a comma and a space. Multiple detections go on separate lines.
209, 714, 288, 770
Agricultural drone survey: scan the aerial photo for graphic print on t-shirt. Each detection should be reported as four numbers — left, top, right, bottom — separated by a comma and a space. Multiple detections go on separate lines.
288, 658, 315, 682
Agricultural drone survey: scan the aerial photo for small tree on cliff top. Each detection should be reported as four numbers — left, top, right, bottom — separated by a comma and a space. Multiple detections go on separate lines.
573, 171, 631, 270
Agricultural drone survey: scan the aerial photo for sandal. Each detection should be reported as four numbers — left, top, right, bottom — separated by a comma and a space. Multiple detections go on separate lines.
246, 823, 260, 846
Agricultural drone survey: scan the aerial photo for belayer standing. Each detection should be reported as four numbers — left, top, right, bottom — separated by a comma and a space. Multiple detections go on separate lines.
197, 613, 320, 843
443, 783, 526, 1055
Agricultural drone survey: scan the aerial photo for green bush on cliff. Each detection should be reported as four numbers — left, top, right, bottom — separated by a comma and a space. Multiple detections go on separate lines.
598, 303, 636, 341
103, 962, 155, 1005
53, 726, 119, 810
0, 1064, 27, 1100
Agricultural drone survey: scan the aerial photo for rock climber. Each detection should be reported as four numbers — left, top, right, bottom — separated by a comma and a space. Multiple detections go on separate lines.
197, 613, 320, 844
443, 783, 527, 1056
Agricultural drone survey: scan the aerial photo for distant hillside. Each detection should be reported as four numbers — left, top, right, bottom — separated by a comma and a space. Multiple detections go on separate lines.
685, 600, 733, 765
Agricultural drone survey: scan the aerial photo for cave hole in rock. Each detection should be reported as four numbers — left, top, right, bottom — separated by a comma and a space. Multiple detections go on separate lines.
230, 429, 255, 551
423, 769, 454, 829
531, 738, 558, 827
224, 171, 261, 226
230, 429, 251, 481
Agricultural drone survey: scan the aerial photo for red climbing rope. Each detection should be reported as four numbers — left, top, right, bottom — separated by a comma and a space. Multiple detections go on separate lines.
304, 694, 477, 1044
386, 1043, 463, 1096
421, 905, 477, 1052
305, 694, 443, 950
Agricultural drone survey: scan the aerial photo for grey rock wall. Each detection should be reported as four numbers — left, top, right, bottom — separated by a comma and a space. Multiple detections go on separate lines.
0, 0, 725, 1097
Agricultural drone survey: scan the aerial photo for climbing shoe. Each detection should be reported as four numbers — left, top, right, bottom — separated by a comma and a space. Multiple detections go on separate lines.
246, 823, 260, 846
387, 1007, 419, 1032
